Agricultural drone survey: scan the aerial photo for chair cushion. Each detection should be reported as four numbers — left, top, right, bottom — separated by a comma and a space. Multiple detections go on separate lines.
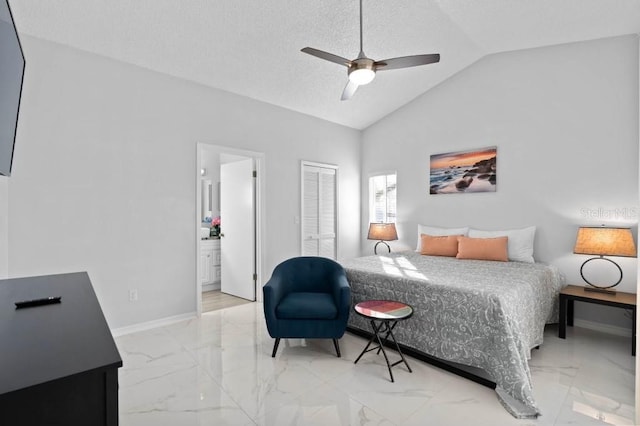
276, 292, 338, 320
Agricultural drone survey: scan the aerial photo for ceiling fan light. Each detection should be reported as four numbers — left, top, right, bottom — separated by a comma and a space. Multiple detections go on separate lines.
349, 68, 375, 85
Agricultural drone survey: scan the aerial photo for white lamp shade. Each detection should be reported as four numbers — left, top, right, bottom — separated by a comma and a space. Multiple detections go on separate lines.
349, 68, 375, 85
574, 227, 636, 257
367, 223, 398, 241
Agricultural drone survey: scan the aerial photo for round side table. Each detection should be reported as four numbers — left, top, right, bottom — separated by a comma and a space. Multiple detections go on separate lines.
353, 300, 413, 382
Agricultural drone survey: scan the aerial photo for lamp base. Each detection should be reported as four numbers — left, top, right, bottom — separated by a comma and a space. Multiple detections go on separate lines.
579, 256, 622, 295
583, 286, 617, 295
374, 241, 391, 255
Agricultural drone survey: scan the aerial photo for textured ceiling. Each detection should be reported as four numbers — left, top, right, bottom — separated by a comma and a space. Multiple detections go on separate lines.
9, 0, 640, 129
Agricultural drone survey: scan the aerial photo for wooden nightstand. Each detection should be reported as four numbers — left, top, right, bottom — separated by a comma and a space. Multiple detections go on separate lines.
559, 285, 636, 356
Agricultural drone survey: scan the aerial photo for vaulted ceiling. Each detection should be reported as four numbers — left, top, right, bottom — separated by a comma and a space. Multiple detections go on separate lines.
9, 0, 640, 129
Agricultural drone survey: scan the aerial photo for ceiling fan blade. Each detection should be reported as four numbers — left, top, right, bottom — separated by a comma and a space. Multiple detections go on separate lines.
341, 80, 359, 101
301, 47, 352, 67
375, 54, 440, 71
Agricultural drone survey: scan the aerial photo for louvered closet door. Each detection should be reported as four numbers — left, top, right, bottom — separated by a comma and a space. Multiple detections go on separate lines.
302, 162, 337, 259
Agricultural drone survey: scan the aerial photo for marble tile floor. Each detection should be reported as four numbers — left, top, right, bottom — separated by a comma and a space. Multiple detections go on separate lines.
116, 302, 636, 425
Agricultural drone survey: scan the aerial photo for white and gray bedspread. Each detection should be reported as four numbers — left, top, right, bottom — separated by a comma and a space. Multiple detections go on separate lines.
341, 252, 565, 419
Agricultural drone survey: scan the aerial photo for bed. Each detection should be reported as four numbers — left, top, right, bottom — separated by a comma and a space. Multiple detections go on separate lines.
341, 251, 565, 419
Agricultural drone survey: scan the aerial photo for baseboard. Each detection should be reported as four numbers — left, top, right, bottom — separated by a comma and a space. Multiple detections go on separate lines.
110, 312, 197, 337
109, 312, 631, 339
572, 318, 632, 337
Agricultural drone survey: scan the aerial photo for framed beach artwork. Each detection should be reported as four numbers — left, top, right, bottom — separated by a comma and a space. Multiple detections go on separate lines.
430, 146, 497, 194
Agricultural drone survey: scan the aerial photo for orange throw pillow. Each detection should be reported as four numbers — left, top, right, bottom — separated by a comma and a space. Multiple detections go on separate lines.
420, 234, 461, 257
456, 236, 509, 262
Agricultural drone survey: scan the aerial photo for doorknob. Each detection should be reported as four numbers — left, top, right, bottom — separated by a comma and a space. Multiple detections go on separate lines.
220, 233, 225, 237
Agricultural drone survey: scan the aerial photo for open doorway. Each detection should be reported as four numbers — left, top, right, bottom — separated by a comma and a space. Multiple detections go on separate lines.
196, 144, 264, 315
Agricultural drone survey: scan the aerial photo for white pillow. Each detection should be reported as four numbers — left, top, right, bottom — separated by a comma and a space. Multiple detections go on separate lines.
468, 226, 536, 263
416, 225, 469, 252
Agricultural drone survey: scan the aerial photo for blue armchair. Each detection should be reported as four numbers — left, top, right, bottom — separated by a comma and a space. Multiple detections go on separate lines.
263, 256, 351, 357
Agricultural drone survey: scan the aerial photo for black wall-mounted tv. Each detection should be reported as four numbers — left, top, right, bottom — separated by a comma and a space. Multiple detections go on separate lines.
0, 0, 25, 177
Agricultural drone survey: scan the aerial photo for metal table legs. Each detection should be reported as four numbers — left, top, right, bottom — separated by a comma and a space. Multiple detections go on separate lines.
354, 319, 412, 382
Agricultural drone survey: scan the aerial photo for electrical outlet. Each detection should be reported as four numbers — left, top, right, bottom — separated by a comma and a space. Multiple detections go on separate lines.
129, 289, 138, 302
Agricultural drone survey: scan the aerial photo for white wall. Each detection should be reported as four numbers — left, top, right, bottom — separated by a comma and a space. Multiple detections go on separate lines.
362, 35, 639, 328
7, 36, 361, 328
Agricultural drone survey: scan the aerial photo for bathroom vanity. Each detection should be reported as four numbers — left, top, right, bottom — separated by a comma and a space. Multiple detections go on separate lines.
201, 238, 221, 290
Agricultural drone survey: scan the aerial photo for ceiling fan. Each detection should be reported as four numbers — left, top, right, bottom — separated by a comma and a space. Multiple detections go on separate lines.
301, 0, 440, 101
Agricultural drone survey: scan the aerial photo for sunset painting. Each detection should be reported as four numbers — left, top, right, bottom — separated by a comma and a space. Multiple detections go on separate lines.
430, 146, 497, 194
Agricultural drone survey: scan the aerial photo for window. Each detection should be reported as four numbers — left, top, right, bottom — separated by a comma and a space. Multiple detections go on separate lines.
369, 173, 396, 223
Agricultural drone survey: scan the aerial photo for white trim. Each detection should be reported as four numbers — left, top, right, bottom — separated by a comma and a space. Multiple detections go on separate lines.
111, 312, 196, 337
301, 160, 338, 170
255, 156, 265, 302
572, 318, 632, 338
635, 33, 640, 424
335, 166, 340, 261
196, 146, 203, 316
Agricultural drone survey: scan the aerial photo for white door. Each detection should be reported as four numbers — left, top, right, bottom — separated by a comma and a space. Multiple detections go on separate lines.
220, 158, 256, 300
301, 162, 337, 259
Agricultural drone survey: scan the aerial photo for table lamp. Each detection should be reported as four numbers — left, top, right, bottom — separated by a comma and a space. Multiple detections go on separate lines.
368, 223, 398, 255
573, 226, 636, 294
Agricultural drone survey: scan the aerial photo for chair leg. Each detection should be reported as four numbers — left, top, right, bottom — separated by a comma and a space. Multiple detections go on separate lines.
272, 338, 281, 358
333, 339, 341, 357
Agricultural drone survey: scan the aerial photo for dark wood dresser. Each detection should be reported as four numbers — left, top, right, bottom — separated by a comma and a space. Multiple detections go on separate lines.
0, 272, 122, 425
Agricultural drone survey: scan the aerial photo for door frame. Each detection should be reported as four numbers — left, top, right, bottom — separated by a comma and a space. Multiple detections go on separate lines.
196, 143, 265, 316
